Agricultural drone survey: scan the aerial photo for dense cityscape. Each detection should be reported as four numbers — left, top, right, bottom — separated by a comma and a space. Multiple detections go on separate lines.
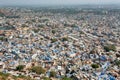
0, 6, 120, 80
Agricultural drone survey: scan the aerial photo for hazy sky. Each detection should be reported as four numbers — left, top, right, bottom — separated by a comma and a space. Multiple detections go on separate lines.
0, 0, 120, 5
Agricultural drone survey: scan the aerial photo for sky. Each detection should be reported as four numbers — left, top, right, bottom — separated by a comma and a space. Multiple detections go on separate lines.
0, 0, 120, 6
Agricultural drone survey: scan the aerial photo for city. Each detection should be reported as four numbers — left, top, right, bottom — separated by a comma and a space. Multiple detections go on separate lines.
0, 4, 120, 80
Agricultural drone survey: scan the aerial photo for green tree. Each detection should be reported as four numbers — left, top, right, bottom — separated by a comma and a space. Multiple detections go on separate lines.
31, 66, 46, 74
71, 24, 78, 27
62, 37, 68, 41
79, 31, 84, 34
91, 64, 99, 70
50, 71, 56, 77
31, 19, 36, 22
114, 60, 120, 67
0, 72, 10, 80
52, 30, 56, 34
51, 38, 57, 43
21, 24, 28, 27
37, 24, 44, 28
104, 44, 116, 52
16, 65, 25, 71
33, 29, 40, 33
62, 77, 72, 80
0, 37, 6, 41
0, 13, 5, 17
42, 77, 51, 80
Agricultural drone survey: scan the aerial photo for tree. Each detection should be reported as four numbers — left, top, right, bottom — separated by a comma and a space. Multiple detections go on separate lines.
31, 66, 46, 74
104, 44, 116, 52
91, 64, 99, 70
71, 24, 78, 27
51, 38, 57, 43
62, 37, 68, 42
79, 31, 84, 34
0, 13, 5, 17
0, 72, 10, 80
62, 76, 72, 80
52, 30, 56, 34
89, 48, 97, 54
16, 65, 25, 71
37, 24, 44, 28
21, 24, 28, 27
50, 71, 56, 78
31, 19, 36, 22
114, 60, 120, 67
0, 72, 34, 80
33, 28, 40, 33
42, 77, 51, 80
0, 37, 6, 41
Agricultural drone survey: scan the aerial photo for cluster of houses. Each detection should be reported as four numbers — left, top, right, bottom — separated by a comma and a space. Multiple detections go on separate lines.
0, 7, 120, 80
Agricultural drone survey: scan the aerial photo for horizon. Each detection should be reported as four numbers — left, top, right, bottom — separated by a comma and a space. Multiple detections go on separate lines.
0, 0, 120, 6
1, 4, 120, 8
